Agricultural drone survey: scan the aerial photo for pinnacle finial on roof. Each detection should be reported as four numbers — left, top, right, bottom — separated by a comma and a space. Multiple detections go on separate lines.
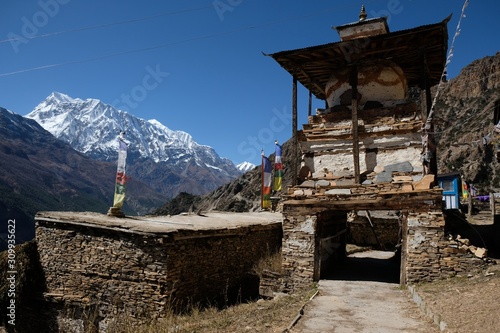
359, 5, 367, 21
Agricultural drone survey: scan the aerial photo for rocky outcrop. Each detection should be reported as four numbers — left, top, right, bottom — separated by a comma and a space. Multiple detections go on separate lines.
435, 52, 500, 192
155, 138, 301, 214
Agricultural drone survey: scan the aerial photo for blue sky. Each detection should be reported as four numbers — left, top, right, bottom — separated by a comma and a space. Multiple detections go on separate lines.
1, 0, 498, 166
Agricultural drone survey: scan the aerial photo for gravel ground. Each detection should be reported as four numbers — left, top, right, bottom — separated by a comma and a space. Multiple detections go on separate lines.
290, 251, 439, 333
291, 279, 439, 333
414, 263, 500, 333
289, 250, 500, 333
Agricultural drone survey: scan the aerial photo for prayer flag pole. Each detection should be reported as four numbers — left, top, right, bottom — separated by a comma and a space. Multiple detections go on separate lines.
261, 150, 272, 209
108, 131, 129, 217
274, 140, 283, 191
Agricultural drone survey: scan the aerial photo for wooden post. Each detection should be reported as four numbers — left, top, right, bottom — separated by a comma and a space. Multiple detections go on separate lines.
468, 192, 473, 217
420, 51, 437, 176
308, 90, 312, 117
350, 66, 360, 184
365, 211, 383, 250
292, 76, 298, 186
400, 211, 408, 286
491, 192, 496, 216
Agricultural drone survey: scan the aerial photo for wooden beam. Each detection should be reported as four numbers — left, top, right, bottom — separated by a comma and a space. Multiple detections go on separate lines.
292, 76, 298, 186
420, 50, 438, 176
350, 66, 361, 184
308, 90, 312, 117
365, 210, 384, 250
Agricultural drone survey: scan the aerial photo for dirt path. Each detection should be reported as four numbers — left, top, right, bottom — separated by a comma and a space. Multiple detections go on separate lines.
291, 251, 439, 333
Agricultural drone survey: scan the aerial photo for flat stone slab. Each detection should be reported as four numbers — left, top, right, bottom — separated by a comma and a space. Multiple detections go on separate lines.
325, 189, 352, 195
300, 180, 316, 187
35, 211, 282, 235
315, 180, 331, 187
385, 161, 414, 173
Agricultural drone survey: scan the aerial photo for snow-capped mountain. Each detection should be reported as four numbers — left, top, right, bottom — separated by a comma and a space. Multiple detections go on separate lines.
236, 161, 256, 173
0, 106, 166, 242
26, 92, 241, 197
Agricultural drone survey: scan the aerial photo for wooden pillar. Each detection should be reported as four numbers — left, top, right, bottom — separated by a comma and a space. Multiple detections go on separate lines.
420, 51, 438, 176
308, 90, 312, 117
468, 193, 473, 217
292, 76, 298, 186
400, 211, 408, 286
425, 82, 438, 175
350, 66, 361, 184
491, 192, 496, 216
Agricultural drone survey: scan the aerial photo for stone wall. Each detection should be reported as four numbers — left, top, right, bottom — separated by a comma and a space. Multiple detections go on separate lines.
281, 212, 317, 291
282, 203, 491, 289
35, 215, 282, 325
403, 211, 488, 284
348, 211, 400, 250
281, 207, 348, 288
300, 101, 424, 180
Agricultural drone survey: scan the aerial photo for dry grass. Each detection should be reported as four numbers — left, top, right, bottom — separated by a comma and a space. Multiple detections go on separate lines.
252, 250, 283, 278
415, 264, 500, 333
106, 286, 316, 333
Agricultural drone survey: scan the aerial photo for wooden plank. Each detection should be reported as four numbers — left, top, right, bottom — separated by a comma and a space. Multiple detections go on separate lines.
292, 76, 298, 186
308, 102, 418, 124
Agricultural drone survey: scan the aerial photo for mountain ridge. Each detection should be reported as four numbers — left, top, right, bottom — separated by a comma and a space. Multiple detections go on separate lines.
435, 51, 500, 190
26, 92, 242, 198
0, 107, 167, 250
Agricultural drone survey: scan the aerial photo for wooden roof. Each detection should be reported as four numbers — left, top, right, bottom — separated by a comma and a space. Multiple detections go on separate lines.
267, 16, 451, 100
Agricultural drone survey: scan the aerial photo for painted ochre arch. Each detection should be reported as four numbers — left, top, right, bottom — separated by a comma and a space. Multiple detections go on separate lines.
325, 61, 407, 107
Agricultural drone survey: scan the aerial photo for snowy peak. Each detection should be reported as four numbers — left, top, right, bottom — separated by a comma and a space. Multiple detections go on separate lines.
46, 91, 77, 104
26, 93, 242, 186
26, 92, 201, 163
237, 161, 256, 173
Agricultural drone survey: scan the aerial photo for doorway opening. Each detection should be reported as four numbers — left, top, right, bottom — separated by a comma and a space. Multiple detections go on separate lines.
317, 210, 402, 284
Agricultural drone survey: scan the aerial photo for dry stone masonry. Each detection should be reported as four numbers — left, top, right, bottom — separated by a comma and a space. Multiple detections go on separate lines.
264, 8, 496, 291
35, 211, 282, 327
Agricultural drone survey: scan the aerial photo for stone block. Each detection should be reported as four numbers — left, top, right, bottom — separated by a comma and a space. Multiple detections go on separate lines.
402, 184, 414, 191
315, 179, 331, 187
385, 161, 414, 173
325, 189, 352, 195
413, 174, 435, 190
300, 180, 315, 187
474, 247, 487, 258
294, 190, 305, 196
375, 171, 392, 183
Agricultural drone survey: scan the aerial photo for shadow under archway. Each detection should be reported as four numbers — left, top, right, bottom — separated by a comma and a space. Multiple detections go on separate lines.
322, 250, 401, 284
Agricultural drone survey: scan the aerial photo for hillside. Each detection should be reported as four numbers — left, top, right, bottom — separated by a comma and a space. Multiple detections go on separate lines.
155, 53, 500, 215
435, 52, 500, 192
0, 108, 167, 250
154, 139, 299, 215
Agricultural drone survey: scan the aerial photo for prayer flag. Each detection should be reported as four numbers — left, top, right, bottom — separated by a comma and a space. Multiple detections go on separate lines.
274, 142, 283, 191
262, 154, 272, 209
113, 135, 128, 209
